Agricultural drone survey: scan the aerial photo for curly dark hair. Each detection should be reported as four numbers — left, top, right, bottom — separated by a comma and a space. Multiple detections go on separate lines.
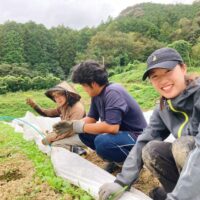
71, 60, 108, 86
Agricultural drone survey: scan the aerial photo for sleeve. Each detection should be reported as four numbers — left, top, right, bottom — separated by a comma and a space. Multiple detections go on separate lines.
104, 90, 128, 125
166, 133, 200, 200
87, 98, 99, 121
115, 106, 170, 187
34, 105, 60, 117
189, 98, 200, 136
166, 97, 200, 200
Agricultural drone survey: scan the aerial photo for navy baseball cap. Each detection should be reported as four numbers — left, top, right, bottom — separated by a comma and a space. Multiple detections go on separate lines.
142, 47, 183, 81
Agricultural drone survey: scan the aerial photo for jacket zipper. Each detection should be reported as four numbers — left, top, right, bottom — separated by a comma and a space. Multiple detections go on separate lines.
167, 100, 189, 138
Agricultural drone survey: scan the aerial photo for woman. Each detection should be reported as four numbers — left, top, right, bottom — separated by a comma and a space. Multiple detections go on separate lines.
98, 47, 200, 200
27, 81, 86, 154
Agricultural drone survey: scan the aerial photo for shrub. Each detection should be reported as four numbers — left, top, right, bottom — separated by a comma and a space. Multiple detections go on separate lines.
0, 75, 61, 93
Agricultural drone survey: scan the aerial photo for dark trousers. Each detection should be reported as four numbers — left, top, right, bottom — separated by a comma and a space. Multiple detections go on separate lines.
79, 131, 138, 163
142, 136, 195, 193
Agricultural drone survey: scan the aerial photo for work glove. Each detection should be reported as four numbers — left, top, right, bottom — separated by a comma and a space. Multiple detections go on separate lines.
98, 182, 125, 200
53, 120, 85, 135
41, 131, 59, 145
26, 98, 37, 108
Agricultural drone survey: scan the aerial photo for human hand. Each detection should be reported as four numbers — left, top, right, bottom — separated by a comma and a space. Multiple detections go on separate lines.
42, 132, 58, 145
42, 130, 75, 145
99, 182, 126, 200
53, 121, 73, 135
26, 98, 37, 108
52, 120, 85, 135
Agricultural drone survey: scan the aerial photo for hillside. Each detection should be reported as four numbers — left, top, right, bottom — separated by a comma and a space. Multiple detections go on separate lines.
119, 3, 200, 24
0, 2, 200, 81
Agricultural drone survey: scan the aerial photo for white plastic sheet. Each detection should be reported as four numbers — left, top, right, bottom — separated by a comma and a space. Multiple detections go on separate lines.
10, 111, 152, 200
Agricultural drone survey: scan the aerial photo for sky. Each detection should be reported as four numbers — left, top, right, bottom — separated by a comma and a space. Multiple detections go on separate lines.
0, 0, 194, 29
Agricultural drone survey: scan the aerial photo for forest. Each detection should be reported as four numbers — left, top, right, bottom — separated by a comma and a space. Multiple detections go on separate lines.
0, 1, 200, 93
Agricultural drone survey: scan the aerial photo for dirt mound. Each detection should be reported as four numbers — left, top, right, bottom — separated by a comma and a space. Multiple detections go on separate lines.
0, 152, 69, 200
85, 150, 159, 195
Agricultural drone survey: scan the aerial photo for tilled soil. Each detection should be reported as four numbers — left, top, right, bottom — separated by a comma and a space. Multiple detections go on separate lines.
0, 151, 72, 200
0, 147, 159, 200
85, 150, 160, 195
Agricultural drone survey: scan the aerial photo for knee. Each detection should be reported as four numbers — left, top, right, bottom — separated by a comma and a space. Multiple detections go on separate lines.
94, 134, 109, 149
142, 141, 163, 166
172, 136, 194, 153
172, 136, 195, 167
94, 134, 112, 157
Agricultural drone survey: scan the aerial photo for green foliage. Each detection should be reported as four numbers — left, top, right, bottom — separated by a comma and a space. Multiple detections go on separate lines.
107, 18, 160, 39
0, 3, 200, 78
0, 75, 60, 94
0, 123, 93, 199
86, 31, 163, 66
0, 63, 38, 77
191, 42, 200, 66
168, 40, 192, 66
51, 26, 79, 76
0, 22, 25, 64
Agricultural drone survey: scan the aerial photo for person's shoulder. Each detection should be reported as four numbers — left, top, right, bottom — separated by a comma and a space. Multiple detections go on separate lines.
71, 101, 85, 110
106, 83, 124, 92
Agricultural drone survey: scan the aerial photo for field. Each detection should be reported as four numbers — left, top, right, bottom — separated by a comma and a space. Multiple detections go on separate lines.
0, 64, 200, 199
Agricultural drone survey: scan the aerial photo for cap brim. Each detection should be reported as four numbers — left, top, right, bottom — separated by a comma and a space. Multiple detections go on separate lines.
45, 87, 66, 102
142, 60, 179, 81
45, 86, 81, 102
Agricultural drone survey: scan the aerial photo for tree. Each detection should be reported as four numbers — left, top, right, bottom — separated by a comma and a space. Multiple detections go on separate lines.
168, 40, 192, 66
0, 30, 25, 63
191, 42, 200, 66
51, 26, 79, 76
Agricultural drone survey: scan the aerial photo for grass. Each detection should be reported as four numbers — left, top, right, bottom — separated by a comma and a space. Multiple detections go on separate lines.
0, 63, 199, 199
0, 123, 93, 200
0, 90, 55, 118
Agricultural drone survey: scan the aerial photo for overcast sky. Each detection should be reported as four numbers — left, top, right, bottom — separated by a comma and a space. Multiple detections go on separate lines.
0, 0, 194, 29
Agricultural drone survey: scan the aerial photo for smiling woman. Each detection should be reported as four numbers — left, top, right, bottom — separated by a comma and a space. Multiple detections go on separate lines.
149, 64, 187, 99
98, 47, 200, 200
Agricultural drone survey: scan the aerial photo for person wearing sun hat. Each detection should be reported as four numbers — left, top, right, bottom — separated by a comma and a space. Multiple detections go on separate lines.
26, 81, 86, 154
52, 60, 147, 174
98, 47, 200, 200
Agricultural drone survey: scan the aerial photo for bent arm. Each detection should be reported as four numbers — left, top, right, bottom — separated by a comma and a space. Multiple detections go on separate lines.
34, 105, 60, 117
83, 121, 119, 134
115, 107, 170, 187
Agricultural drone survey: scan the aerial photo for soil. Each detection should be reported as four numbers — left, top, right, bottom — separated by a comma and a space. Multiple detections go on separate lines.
85, 150, 160, 195
0, 151, 72, 200
0, 147, 159, 200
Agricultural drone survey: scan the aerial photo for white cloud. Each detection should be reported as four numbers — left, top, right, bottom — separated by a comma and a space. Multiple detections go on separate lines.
0, 0, 194, 29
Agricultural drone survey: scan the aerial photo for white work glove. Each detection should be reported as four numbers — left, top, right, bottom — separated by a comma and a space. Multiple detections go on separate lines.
53, 120, 85, 134
98, 182, 126, 200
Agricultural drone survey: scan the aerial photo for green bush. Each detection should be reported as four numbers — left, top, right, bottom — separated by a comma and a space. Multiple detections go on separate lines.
115, 66, 124, 74
108, 69, 115, 77
32, 76, 60, 90
0, 75, 60, 93
0, 85, 7, 94
168, 40, 192, 65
